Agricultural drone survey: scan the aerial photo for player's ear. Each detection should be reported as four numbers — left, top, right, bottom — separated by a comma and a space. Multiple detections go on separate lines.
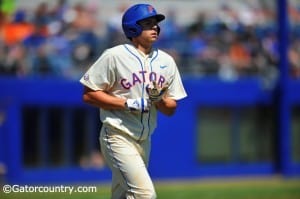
157, 25, 161, 35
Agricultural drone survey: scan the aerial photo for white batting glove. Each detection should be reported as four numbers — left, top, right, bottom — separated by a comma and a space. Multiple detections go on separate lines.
125, 98, 150, 112
146, 81, 169, 102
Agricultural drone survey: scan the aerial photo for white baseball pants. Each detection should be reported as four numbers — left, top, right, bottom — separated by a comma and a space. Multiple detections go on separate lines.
99, 124, 156, 199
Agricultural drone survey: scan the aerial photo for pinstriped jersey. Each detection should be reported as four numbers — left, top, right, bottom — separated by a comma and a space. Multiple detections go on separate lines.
80, 44, 187, 141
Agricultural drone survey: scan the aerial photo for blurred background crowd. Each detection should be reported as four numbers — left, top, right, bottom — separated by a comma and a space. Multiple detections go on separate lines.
1, 0, 300, 80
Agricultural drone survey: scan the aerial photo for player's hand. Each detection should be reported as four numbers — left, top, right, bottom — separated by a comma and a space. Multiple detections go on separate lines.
125, 98, 150, 112
146, 81, 169, 102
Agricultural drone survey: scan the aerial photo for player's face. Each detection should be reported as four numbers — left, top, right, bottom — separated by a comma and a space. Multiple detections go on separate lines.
138, 17, 159, 42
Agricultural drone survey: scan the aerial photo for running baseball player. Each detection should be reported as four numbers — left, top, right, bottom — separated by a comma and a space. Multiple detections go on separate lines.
80, 3, 187, 199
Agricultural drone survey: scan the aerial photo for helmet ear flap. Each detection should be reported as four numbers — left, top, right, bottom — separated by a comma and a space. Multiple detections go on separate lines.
124, 24, 161, 39
157, 25, 161, 36
123, 23, 143, 38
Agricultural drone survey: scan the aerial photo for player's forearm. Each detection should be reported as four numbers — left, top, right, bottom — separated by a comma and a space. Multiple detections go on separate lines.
83, 87, 126, 110
154, 98, 177, 116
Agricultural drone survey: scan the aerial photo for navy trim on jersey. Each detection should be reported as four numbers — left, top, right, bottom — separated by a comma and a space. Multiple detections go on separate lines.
123, 44, 147, 141
147, 49, 159, 137
141, 98, 144, 110
150, 48, 159, 72
123, 44, 143, 70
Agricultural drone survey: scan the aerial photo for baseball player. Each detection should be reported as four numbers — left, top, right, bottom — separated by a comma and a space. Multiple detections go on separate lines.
80, 3, 187, 199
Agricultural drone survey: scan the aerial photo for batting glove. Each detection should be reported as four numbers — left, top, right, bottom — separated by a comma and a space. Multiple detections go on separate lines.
146, 81, 169, 102
125, 98, 150, 112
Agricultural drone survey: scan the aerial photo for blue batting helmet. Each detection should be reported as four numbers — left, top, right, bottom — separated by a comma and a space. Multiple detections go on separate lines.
122, 4, 165, 38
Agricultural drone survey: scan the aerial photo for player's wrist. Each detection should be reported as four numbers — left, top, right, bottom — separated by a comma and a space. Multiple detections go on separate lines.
153, 97, 164, 105
125, 98, 150, 112
124, 100, 130, 111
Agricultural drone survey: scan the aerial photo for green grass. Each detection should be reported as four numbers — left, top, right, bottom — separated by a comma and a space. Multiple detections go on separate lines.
1, 177, 300, 199
155, 177, 300, 199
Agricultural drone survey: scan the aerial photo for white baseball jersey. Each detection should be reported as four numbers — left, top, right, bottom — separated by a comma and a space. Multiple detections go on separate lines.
80, 44, 187, 141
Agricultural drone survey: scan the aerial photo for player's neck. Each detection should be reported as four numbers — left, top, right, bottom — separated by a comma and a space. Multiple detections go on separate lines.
131, 41, 152, 55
